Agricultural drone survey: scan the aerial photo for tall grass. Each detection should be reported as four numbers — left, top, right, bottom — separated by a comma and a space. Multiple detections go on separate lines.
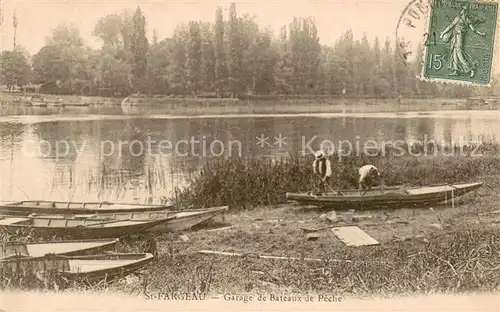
255, 224, 500, 295
174, 142, 500, 209
135, 223, 500, 296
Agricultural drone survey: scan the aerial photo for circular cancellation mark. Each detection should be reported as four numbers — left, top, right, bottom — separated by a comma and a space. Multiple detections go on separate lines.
396, 0, 432, 66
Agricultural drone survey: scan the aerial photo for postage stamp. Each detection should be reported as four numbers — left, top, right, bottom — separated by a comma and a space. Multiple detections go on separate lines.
420, 0, 499, 85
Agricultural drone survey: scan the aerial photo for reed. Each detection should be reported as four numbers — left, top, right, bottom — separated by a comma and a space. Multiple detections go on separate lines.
173, 142, 500, 210
32, 138, 500, 208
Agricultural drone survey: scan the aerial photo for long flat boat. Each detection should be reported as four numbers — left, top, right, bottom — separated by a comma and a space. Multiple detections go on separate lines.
285, 182, 483, 210
90, 206, 229, 232
29, 206, 229, 233
0, 200, 173, 216
0, 215, 174, 239
0, 253, 154, 284
1, 238, 119, 260
157, 206, 229, 232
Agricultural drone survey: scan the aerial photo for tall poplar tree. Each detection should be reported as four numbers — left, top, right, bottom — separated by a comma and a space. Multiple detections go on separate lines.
130, 7, 149, 93
228, 2, 243, 96
214, 7, 226, 97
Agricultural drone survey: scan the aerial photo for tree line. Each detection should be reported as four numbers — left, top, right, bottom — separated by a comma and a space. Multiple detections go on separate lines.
1, 3, 499, 98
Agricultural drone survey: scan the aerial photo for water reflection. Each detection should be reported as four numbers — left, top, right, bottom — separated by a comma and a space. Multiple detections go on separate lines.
0, 113, 498, 203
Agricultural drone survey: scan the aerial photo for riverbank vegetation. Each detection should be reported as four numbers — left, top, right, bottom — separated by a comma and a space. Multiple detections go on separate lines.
2, 143, 500, 296
174, 141, 500, 209
1, 3, 499, 100
132, 222, 500, 296
116, 140, 500, 296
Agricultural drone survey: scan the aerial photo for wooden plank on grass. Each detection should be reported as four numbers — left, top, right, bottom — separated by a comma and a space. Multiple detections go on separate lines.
198, 250, 388, 264
205, 225, 237, 232
331, 226, 380, 247
198, 250, 324, 262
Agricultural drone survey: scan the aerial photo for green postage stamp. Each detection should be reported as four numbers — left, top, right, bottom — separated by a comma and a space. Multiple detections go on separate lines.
421, 0, 499, 85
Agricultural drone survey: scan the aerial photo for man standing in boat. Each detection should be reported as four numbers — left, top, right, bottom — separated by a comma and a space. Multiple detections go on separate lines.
313, 150, 332, 194
358, 164, 381, 193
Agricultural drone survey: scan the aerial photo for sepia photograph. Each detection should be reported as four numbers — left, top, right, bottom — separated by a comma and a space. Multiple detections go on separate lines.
0, 0, 499, 311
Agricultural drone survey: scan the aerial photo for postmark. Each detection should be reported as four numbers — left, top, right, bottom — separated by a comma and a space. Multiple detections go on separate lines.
420, 0, 499, 86
396, 0, 432, 66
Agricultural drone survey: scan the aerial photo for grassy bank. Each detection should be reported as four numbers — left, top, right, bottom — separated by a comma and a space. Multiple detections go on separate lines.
174, 142, 500, 209
0, 92, 121, 105
3, 202, 500, 295
132, 224, 500, 296
136, 162, 500, 296
2, 142, 500, 297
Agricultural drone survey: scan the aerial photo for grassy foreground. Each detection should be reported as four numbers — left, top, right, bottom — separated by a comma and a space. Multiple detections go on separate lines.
2, 143, 500, 297
129, 222, 500, 296
127, 142, 499, 296
135, 160, 500, 297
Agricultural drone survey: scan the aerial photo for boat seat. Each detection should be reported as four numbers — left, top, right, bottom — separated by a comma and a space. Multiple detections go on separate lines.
49, 219, 69, 227
36, 202, 56, 208
33, 219, 51, 227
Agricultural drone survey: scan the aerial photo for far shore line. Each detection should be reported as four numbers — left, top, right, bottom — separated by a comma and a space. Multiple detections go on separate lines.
1, 92, 498, 116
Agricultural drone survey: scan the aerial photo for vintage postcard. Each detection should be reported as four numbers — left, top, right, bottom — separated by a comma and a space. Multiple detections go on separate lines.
0, 0, 499, 311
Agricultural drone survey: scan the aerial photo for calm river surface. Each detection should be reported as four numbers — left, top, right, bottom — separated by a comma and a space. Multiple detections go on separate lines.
0, 108, 499, 203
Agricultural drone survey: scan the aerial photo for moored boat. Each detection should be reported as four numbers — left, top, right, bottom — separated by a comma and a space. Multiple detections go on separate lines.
28, 206, 230, 233
157, 206, 229, 232
1, 238, 119, 260
0, 253, 154, 284
81, 205, 228, 232
285, 182, 483, 210
0, 215, 174, 239
0, 200, 173, 216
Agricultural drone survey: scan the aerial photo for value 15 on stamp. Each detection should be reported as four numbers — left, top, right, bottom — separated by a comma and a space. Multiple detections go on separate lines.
421, 0, 499, 86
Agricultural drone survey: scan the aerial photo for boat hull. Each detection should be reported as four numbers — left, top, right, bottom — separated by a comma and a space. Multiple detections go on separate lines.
81, 206, 229, 233
1, 253, 154, 284
0, 217, 173, 239
152, 206, 229, 232
285, 182, 483, 210
0, 201, 172, 216
62, 253, 155, 283
1, 238, 119, 260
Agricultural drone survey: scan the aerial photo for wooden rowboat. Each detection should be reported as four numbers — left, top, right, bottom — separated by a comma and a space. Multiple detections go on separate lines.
1, 238, 119, 260
285, 182, 483, 210
157, 206, 229, 232
88, 206, 229, 232
0, 253, 154, 284
28, 206, 229, 233
0, 215, 174, 239
0, 200, 172, 216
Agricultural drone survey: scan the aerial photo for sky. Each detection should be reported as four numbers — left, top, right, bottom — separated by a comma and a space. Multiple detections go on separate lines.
1, 0, 412, 54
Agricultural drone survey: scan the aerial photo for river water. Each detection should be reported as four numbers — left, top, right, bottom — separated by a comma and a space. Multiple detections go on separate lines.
0, 107, 499, 203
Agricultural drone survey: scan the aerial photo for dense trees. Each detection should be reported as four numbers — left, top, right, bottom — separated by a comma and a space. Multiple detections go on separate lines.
1, 3, 499, 98
0, 47, 31, 91
31, 24, 97, 94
